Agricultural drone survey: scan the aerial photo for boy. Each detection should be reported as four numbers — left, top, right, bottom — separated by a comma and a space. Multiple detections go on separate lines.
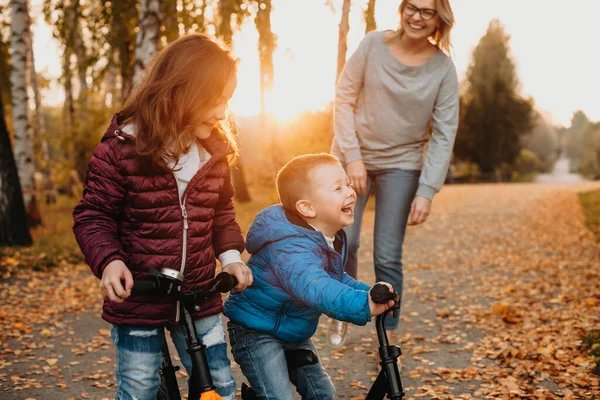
224, 154, 395, 399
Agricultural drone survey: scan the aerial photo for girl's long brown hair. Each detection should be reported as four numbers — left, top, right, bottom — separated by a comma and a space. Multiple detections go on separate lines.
121, 34, 239, 170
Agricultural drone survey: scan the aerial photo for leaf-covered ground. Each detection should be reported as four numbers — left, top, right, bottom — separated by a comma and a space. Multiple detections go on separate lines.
1, 182, 599, 399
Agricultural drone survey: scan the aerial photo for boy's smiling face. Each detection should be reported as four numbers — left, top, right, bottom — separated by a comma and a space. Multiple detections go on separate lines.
296, 163, 357, 237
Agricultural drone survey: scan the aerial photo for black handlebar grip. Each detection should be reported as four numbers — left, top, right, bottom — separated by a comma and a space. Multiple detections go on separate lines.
130, 280, 158, 296
214, 272, 239, 293
371, 283, 395, 304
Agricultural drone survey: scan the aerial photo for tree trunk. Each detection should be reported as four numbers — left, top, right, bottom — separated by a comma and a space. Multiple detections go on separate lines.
112, 1, 136, 102
27, 34, 45, 151
255, 0, 279, 175
133, 0, 163, 87
24, 9, 40, 162
0, 91, 32, 246
217, 1, 251, 201
62, 54, 75, 135
364, 0, 376, 33
218, 0, 234, 45
336, 0, 351, 83
255, 0, 275, 114
162, 0, 179, 43
25, 7, 54, 204
105, 49, 118, 106
71, 0, 88, 107
10, 0, 41, 228
231, 162, 251, 203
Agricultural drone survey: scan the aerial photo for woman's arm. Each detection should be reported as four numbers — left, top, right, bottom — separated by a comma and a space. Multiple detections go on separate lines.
416, 64, 460, 201
334, 33, 375, 164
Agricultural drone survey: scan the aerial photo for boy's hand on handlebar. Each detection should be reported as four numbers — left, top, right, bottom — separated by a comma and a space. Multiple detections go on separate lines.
222, 262, 253, 291
101, 260, 133, 304
368, 282, 396, 316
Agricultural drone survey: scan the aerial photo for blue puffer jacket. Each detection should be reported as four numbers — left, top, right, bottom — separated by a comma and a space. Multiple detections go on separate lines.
224, 205, 371, 342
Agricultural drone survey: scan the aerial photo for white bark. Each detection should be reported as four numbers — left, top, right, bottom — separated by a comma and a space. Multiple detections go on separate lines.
10, 0, 36, 204
105, 50, 118, 106
66, 0, 88, 106
133, 0, 162, 87
25, 10, 47, 165
74, 27, 88, 105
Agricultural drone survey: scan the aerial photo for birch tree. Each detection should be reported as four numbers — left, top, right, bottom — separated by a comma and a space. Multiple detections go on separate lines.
25, 10, 49, 168
10, 0, 41, 227
133, 0, 163, 87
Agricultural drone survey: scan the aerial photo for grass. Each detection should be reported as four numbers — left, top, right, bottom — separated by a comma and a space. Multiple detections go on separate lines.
579, 189, 600, 375
580, 190, 600, 243
0, 196, 84, 273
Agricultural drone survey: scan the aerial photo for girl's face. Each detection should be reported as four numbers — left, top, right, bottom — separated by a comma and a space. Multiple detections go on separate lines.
194, 76, 237, 140
401, 0, 439, 42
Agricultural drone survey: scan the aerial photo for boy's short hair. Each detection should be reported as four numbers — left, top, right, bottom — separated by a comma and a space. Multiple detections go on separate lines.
276, 153, 341, 212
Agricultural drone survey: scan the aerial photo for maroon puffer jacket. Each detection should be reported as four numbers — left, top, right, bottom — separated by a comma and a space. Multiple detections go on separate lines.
73, 113, 245, 326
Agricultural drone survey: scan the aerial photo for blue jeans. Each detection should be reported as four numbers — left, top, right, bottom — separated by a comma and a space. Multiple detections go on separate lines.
344, 169, 420, 329
228, 321, 335, 400
111, 315, 236, 400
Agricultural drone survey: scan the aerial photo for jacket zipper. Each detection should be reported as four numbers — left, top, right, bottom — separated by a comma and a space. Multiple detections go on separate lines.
174, 172, 188, 323
272, 303, 289, 334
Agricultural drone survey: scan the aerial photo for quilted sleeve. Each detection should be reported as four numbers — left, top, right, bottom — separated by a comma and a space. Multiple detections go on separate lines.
73, 140, 127, 278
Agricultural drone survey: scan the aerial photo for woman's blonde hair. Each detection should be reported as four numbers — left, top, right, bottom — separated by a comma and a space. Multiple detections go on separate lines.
387, 0, 455, 56
121, 34, 239, 170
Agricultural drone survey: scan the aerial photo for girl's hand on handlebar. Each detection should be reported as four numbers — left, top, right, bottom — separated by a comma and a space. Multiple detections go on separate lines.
368, 282, 395, 316
222, 262, 253, 291
101, 260, 133, 304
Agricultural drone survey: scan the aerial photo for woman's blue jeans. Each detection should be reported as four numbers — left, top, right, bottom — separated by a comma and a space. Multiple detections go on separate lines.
344, 168, 420, 329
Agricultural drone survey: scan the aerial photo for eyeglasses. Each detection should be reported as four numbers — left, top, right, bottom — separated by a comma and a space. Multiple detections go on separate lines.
404, 3, 438, 20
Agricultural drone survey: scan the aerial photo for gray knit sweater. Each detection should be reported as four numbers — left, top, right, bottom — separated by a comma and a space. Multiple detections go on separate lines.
331, 30, 459, 200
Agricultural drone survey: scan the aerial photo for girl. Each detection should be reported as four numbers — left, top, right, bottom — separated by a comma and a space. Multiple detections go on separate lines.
329, 0, 459, 347
73, 34, 253, 400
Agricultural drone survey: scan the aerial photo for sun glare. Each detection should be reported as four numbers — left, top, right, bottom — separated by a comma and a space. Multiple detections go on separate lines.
28, 0, 600, 126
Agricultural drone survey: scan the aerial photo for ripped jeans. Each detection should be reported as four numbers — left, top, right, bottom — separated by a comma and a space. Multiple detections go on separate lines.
110, 315, 235, 400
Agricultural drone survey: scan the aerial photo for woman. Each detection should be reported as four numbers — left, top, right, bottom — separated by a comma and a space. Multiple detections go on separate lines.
329, 0, 459, 348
